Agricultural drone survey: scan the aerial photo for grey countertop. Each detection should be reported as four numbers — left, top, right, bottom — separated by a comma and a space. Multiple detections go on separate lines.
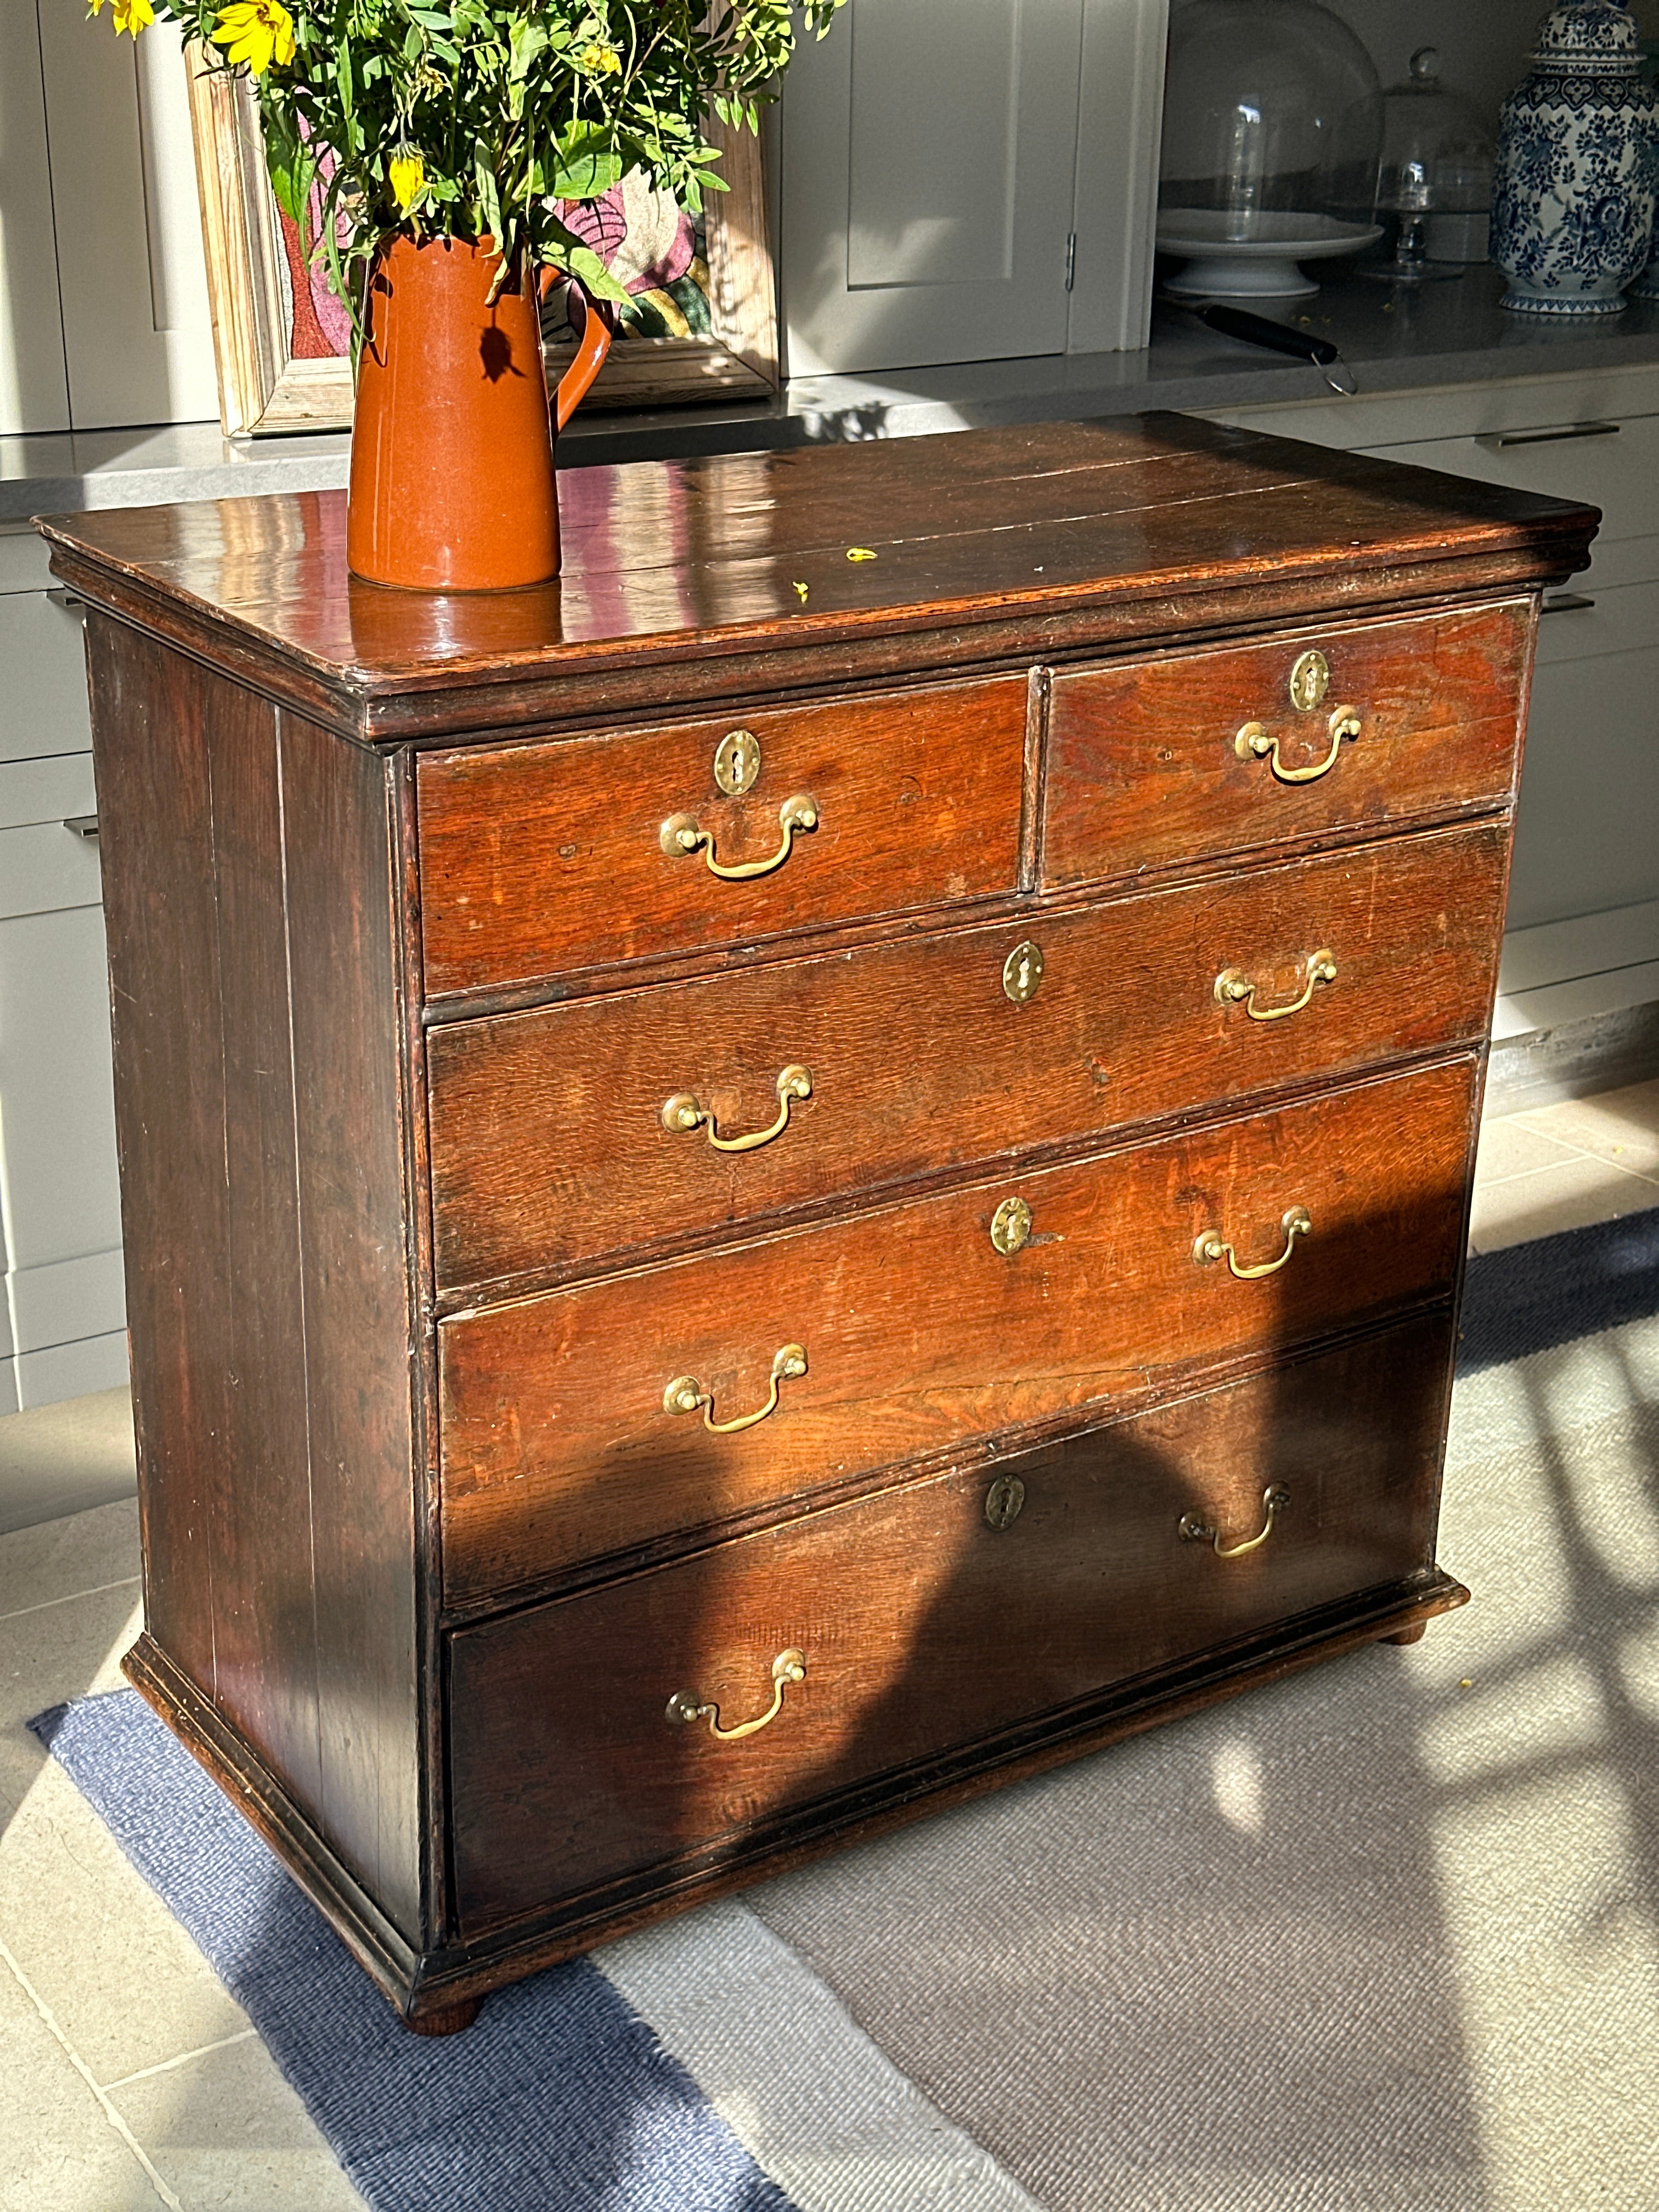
9, 267, 1659, 525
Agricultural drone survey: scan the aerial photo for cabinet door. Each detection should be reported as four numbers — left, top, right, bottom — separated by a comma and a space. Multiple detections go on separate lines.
0, 0, 71, 435
781, 0, 1086, 375
35, 13, 216, 428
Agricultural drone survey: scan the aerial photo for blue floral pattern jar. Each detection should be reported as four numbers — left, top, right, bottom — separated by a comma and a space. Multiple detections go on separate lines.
1490, 0, 1659, 314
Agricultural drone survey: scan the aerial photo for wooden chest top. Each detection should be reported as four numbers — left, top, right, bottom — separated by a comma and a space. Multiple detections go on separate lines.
37, 413, 1594, 743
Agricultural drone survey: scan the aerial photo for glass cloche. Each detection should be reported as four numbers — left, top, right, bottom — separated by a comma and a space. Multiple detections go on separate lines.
1358, 47, 1497, 280
1158, 0, 1385, 297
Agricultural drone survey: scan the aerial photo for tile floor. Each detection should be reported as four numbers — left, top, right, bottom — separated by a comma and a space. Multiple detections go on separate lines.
1, 1077, 1657, 2208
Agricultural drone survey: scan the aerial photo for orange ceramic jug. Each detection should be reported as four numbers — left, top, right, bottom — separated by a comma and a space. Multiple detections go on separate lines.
346, 234, 613, 592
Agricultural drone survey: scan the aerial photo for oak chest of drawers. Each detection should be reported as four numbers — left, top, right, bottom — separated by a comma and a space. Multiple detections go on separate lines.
41, 416, 1598, 2031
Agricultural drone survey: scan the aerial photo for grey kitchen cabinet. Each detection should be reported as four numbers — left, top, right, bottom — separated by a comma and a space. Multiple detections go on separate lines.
0, 532, 126, 1415
1192, 366, 1659, 1042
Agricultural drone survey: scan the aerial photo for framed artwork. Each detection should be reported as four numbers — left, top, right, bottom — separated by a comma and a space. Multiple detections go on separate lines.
184, 50, 780, 437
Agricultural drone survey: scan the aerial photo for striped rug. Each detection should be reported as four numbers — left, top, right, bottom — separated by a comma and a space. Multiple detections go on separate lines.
36, 1205, 1659, 2211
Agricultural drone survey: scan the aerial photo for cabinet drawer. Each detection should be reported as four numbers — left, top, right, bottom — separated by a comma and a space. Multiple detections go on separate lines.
417, 676, 1030, 997
438, 1058, 1475, 1602
427, 821, 1507, 1293
0, 592, 92, 764
447, 1312, 1454, 1932
1360, 417, 1646, 541
1043, 601, 1529, 889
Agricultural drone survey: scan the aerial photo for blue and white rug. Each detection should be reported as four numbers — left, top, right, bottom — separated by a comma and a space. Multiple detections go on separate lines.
34, 1204, 1659, 2212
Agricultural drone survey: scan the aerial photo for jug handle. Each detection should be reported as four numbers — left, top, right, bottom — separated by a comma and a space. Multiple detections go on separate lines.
541, 267, 617, 431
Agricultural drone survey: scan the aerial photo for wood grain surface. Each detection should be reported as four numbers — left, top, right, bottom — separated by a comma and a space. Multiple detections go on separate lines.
89, 617, 426, 1942
416, 674, 1028, 996
1045, 600, 1531, 888
446, 1311, 1455, 1930
437, 1058, 1476, 1604
38, 416, 1595, 744
426, 821, 1507, 1295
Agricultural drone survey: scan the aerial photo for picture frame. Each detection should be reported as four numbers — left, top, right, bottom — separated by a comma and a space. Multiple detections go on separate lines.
183, 49, 780, 437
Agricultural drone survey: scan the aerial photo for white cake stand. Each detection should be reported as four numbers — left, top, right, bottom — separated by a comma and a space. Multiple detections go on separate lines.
1158, 211, 1383, 299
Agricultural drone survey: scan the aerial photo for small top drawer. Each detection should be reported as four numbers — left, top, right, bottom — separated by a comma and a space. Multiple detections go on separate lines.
1043, 600, 1530, 890
417, 675, 1030, 997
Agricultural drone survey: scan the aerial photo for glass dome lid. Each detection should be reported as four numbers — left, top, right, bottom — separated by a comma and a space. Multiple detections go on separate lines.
1376, 49, 1495, 217
1159, 0, 1385, 233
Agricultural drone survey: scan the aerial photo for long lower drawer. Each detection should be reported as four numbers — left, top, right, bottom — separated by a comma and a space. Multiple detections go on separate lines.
447, 1312, 1455, 1934
438, 1057, 1476, 1602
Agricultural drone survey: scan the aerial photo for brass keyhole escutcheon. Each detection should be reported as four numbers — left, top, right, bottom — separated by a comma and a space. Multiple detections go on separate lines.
991, 1197, 1033, 1255
1288, 650, 1330, 714
985, 1474, 1026, 1530
714, 729, 762, 795
1003, 940, 1044, 1005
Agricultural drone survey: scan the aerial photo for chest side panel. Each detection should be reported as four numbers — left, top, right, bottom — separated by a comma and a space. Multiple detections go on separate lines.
87, 616, 425, 1942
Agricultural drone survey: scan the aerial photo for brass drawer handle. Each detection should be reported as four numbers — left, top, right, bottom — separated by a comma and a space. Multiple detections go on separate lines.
662, 1064, 812, 1152
1234, 708, 1362, 785
1181, 1485, 1290, 1558
663, 1343, 806, 1434
1215, 948, 1336, 1022
667, 1647, 806, 1741
659, 794, 819, 881
1194, 1205, 1312, 1279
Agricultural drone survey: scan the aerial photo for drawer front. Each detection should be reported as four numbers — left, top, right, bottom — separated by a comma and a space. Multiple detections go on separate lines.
0, 592, 92, 765
447, 1312, 1454, 1932
417, 676, 1030, 997
1359, 419, 1649, 541
438, 1058, 1475, 1602
428, 822, 1507, 1293
1044, 601, 1529, 889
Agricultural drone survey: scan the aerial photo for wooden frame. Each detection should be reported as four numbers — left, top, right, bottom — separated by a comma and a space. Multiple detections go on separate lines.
184, 51, 780, 436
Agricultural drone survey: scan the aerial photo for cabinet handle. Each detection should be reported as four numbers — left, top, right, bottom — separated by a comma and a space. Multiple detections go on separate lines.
1181, 1485, 1290, 1558
1215, 948, 1336, 1022
62, 815, 99, 839
662, 1064, 812, 1152
1482, 420, 1619, 448
1542, 592, 1596, 615
659, 794, 818, 880
1194, 1205, 1312, 1278
1234, 709, 1362, 785
663, 1343, 806, 1434
666, 1647, 806, 1741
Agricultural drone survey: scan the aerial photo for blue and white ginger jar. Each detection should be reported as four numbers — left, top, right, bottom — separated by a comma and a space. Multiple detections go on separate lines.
1490, 0, 1659, 314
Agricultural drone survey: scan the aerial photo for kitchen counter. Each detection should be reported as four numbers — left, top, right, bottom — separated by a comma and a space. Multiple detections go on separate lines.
8, 267, 1659, 524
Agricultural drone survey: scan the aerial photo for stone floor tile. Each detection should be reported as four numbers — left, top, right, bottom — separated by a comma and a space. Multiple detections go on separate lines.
1468, 1153, 1659, 1255
0, 1497, 141, 1623
0, 1946, 171, 2212
0, 1756, 250, 2091
1472, 1115, 1580, 1188
1514, 1077, 1659, 1184
0, 1580, 140, 1816
108, 2029, 367, 2210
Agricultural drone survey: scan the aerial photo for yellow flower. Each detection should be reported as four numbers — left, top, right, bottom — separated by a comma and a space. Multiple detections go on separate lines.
389, 153, 425, 212
577, 40, 622, 75
211, 0, 296, 75
108, 0, 155, 33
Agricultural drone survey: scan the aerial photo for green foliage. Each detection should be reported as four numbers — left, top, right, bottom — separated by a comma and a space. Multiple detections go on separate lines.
143, 0, 845, 306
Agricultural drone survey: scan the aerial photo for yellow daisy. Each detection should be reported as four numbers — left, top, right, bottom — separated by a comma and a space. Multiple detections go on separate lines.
577, 40, 622, 75
109, 0, 155, 33
211, 0, 296, 75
